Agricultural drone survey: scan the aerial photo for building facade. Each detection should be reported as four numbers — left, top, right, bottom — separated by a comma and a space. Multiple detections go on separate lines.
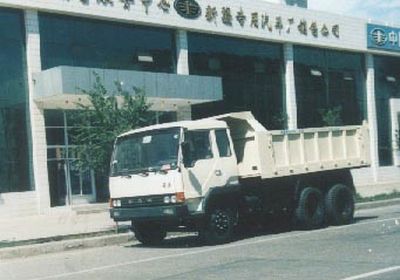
0, 0, 399, 216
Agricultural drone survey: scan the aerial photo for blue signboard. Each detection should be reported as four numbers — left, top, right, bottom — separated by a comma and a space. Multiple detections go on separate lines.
367, 24, 400, 52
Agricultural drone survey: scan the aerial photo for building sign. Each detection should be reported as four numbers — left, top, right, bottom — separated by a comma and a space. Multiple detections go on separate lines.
367, 24, 400, 52
60, 0, 341, 41
203, 5, 340, 39
174, 0, 201, 19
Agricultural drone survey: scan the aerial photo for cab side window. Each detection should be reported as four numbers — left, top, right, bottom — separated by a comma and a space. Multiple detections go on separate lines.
185, 130, 213, 162
215, 129, 232, 157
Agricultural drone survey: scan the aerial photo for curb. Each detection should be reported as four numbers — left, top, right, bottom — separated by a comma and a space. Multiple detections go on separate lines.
72, 204, 109, 215
355, 198, 400, 210
0, 232, 134, 260
0, 227, 129, 249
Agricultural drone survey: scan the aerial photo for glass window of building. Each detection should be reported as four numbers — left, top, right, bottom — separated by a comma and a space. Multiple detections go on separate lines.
45, 110, 101, 206
0, 8, 32, 193
374, 56, 400, 166
294, 46, 366, 128
188, 33, 285, 129
44, 108, 176, 206
39, 13, 176, 73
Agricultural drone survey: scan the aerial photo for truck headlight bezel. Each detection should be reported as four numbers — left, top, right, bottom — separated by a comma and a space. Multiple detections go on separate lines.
163, 196, 171, 204
163, 193, 184, 204
112, 199, 121, 207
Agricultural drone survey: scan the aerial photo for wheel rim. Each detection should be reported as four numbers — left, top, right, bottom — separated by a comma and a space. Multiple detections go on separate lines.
211, 210, 230, 235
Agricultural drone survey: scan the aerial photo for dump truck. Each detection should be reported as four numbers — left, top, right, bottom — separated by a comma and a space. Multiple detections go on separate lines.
109, 112, 370, 244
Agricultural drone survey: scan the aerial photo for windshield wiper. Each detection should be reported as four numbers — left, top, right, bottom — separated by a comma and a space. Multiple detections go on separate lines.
116, 167, 150, 176
116, 164, 176, 177
138, 167, 157, 177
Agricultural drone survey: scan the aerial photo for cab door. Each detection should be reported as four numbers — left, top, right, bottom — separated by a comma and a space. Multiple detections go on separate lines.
213, 128, 239, 188
181, 129, 239, 200
181, 130, 220, 199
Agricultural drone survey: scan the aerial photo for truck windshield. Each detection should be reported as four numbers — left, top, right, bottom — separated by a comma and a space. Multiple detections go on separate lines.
111, 128, 181, 176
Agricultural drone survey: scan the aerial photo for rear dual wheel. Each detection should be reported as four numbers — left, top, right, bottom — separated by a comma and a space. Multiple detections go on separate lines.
294, 187, 325, 229
325, 184, 355, 225
294, 183, 355, 229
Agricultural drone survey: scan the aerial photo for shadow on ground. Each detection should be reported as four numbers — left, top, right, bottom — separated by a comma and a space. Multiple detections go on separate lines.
125, 218, 297, 249
353, 216, 378, 223
125, 214, 380, 250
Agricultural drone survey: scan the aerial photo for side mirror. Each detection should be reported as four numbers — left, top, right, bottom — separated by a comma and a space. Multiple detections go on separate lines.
181, 141, 194, 168
110, 160, 118, 175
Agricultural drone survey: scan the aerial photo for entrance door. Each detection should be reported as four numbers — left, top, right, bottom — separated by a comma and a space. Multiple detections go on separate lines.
48, 153, 68, 207
47, 147, 96, 206
69, 158, 96, 204
46, 110, 97, 207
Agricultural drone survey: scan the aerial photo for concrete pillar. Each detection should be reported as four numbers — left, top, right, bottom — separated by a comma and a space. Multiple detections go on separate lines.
175, 30, 191, 120
25, 10, 51, 214
365, 54, 379, 181
283, 44, 297, 129
175, 30, 189, 75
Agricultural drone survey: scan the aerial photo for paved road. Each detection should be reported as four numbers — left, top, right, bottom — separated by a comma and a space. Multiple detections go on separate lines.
1, 205, 399, 280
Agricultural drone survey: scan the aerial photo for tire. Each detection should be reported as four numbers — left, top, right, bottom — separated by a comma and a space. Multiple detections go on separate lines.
132, 221, 166, 245
201, 208, 235, 244
294, 187, 325, 229
325, 184, 355, 225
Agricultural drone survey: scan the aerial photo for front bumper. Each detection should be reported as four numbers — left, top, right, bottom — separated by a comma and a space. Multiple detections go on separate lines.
110, 204, 189, 222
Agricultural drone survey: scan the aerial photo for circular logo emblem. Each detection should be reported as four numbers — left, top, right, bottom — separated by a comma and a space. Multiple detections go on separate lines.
174, 0, 201, 19
371, 28, 387, 46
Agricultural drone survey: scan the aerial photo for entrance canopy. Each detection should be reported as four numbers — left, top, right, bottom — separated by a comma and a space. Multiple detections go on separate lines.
33, 66, 222, 111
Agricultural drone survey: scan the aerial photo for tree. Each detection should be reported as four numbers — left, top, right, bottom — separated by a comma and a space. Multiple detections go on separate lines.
318, 106, 343, 126
271, 111, 288, 130
71, 73, 152, 175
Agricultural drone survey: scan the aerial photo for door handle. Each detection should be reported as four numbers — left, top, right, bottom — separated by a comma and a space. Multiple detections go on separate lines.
215, 169, 222, 176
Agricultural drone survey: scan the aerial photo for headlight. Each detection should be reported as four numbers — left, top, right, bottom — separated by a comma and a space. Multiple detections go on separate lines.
164, 194, 183, 204
112, 199, 121, 207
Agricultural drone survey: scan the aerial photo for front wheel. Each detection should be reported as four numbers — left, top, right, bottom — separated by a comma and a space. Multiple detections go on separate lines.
132, 221, 167, 245
201, 208, 235, 244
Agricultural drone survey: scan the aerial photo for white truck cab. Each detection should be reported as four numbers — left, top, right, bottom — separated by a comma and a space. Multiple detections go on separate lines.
109, 118, 239, 242
109, 112, 370, 245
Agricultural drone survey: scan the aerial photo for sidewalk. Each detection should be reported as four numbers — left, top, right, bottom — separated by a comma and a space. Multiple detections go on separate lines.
0, 204, 129, 247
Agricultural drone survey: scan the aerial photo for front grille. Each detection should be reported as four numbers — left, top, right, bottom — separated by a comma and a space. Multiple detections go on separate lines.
121, 195, 171, 208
